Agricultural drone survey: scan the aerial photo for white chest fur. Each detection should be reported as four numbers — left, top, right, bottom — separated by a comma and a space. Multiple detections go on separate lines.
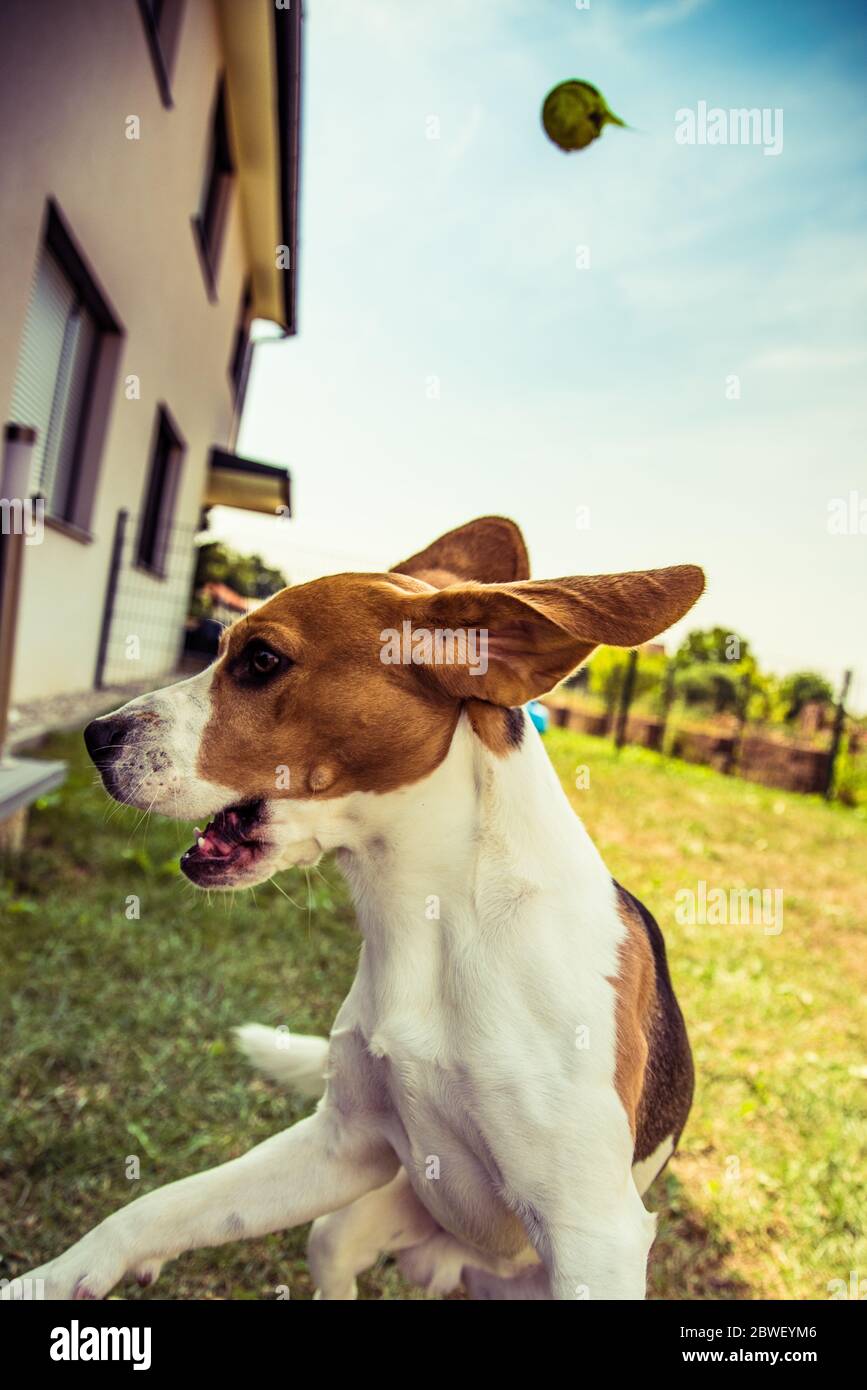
325, 713, 639, 1260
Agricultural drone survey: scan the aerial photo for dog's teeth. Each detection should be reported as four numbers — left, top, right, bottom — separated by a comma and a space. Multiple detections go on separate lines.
197, 836, 207, 849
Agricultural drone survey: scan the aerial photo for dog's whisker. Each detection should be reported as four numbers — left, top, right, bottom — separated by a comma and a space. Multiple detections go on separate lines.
267, 875, 305, 910
304, 867, 313, 937
103, 770, 152, 824
171, 785, 185, 852
127, 794, 158, 842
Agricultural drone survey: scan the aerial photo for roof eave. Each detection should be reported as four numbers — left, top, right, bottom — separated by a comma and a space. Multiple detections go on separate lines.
274, 0, 302, 336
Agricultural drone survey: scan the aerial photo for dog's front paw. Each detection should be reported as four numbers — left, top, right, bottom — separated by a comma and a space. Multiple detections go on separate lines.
2, 1223, 160, 1301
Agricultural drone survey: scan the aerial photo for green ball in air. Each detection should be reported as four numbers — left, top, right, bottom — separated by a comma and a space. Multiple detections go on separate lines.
542, 79, 626, 152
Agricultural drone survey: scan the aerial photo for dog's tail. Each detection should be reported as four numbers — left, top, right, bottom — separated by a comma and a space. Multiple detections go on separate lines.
234, 1024, 328, 1099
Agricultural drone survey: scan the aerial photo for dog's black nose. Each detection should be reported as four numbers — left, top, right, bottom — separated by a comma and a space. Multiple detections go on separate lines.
84, 716, 131, 769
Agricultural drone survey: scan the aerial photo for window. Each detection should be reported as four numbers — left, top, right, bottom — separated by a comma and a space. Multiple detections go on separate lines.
9, 203, 122, 534
136, 0, 185, 108
136, 406, 185, 576
229, 278, 253, 404
192, 77, 235, 300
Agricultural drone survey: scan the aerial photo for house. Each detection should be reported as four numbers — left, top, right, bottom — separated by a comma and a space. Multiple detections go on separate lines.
0, 0, 302, 839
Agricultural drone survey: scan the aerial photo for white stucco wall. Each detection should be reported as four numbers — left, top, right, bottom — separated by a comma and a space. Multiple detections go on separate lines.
0, 0, 249, 701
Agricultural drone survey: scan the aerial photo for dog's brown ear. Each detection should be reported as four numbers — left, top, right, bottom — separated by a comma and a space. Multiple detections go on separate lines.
409, 565, 705, 707
391, 516, 530, 589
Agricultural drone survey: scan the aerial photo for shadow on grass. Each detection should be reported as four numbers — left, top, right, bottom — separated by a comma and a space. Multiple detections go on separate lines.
647, 1170, 751, 1300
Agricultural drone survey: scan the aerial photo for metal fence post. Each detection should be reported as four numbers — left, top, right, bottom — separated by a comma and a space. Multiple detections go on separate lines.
657, 660, 676, 751
723, 671, 752, 775
824, 669, 852, 800
94, 508, 128, 690
614, 648, 639, 749
0, 425, 38, 756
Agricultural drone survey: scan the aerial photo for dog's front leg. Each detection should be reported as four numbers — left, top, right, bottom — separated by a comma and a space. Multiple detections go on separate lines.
514, 1094, 657, 1301
534, 1183, 657, 1301
7, 1109, 397, 1300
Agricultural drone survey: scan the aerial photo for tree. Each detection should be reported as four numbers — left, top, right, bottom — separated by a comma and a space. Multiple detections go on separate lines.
671, 628, 760, 716
586, 646, 667, 710
744, 669, 778, 723
777, 671, 835, 723
673, 627, 753, 668
191, 542, 288, 617
194, 541, 287, 599
673, 662, 741, 714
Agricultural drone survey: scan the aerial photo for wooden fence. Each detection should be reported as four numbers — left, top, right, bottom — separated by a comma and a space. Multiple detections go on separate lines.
542, 666, 856, 801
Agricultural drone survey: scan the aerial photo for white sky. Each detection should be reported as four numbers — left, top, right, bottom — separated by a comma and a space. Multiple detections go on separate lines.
210, 0, 867, 709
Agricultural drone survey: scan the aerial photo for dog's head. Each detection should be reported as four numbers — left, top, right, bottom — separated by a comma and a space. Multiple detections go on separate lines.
85, 516, 703, 889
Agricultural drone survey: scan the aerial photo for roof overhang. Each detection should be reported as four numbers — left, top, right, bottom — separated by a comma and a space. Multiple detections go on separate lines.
205, 447, 292, 516
215, 0, 302, 334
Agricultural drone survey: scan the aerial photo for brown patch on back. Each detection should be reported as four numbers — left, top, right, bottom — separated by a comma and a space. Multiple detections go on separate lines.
614, 882, 695, 1165
610, 893, 657, 1137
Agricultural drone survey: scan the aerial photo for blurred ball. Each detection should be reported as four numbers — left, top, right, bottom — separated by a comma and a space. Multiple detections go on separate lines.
542, 80, 625, 152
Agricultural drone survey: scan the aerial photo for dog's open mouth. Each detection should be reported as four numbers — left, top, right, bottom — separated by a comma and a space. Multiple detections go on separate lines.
180, 799, 269, 886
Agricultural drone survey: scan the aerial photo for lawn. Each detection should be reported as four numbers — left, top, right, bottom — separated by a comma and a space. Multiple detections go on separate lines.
1, 724, 865, 1300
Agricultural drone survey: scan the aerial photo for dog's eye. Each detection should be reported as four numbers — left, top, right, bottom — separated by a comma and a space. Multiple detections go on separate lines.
252, 648, 280, 675
243, 644, 289, 683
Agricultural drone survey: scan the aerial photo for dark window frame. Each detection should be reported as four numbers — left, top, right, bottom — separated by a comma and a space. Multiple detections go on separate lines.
135, 404, 186, 579
192, 76, 235, 301
136, 0, 185, 109
228, 277, 253, 406
31, 201, 124, 537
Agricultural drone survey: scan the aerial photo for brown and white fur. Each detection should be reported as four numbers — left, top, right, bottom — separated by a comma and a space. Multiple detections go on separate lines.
7, 517, 702, 1301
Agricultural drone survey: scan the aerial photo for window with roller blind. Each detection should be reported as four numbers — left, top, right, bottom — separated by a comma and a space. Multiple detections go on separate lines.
8, 203, 122, 535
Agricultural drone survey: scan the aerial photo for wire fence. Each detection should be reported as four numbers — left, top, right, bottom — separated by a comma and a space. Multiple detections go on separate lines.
95, 509, 201, 689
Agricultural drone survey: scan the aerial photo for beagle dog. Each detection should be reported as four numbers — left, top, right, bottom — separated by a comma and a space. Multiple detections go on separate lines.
11, 517, 702, 1300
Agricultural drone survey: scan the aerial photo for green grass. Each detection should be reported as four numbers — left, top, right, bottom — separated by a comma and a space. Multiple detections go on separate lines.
1, 726, 865, 1300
